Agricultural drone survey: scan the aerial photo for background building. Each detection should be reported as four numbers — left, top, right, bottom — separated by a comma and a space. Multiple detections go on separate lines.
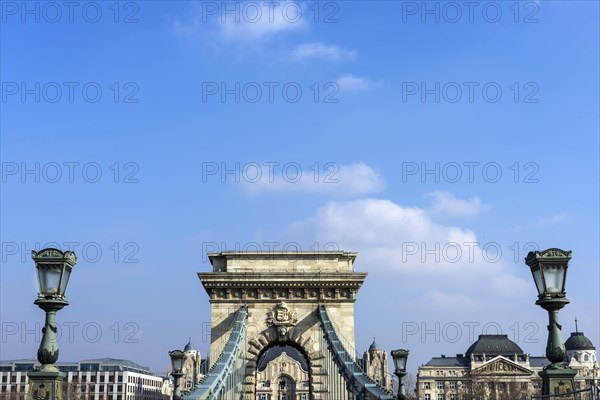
255, 349, 310, 400
0, 358, 171, 400
181, 339, 203, 393
361, 339, 393, 392
416, 332, 599, 400
564, 328, 599, 391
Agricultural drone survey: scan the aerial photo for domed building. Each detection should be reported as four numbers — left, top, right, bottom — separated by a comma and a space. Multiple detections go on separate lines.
181, 339, 203, 392
417, 334, 549, 400
417, 329, 599, 400
565, 331, 597, 367
362, 339, 392, 391
564, 324, 598, 390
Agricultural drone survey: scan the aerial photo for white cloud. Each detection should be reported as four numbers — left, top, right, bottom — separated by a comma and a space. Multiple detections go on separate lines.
514, 212, 569, 231
218, 13, 306, 41
335, 74, 376, 93
283, 197, 530, 309
241, 162, 386, 197
427, 191, 490, 217
290, 43, 357, 61
537, 213, 568, 226
169, 2, 306, 42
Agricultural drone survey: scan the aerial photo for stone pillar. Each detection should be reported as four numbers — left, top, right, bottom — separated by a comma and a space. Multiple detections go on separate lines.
27, 367, 65, 400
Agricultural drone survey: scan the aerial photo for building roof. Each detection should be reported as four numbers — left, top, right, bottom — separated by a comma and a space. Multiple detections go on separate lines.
565, 332, 595, 351
465, 335, 524, 357
78, 358, 152, 372
184, 339, 196, 352
369, 339, 380, 351
1, 358, 152, 373
529, 356, 552, 368
424, 355, 469, 367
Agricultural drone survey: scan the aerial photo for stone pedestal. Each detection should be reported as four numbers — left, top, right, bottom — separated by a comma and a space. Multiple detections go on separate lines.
27, 366, 65, 400
539, 367, 577, 399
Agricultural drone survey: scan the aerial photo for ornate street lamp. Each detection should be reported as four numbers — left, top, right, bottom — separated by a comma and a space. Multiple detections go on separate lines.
169, 350, 185, 400
27, 248, 77, 400
391, 349, 409, 400
525, 248, 577, 397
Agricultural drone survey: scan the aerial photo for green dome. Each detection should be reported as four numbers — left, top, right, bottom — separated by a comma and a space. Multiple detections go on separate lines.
565, 332, 595, 351
465, 335, 523, 357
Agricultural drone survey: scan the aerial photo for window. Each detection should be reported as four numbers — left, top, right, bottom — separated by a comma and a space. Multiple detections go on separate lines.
437, 382, 444, 390
424, 382, 431, 389
301, 395, 308, 400
584, 354, 590, 362
262, 381, 270, 388
425, 395, 431, 400
449, 382, 456, 389
449, 395, 456, 400
438, 394, 445, 400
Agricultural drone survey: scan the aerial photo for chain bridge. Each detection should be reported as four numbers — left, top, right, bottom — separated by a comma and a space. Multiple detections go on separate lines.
182, 251, 394, 400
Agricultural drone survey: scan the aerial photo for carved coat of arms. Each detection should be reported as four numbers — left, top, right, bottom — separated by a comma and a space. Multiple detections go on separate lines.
34, 383, 50, 400
267, 301, 298, 327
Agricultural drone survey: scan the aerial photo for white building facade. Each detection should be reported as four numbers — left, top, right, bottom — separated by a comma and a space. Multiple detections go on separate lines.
0, 358, 171, 400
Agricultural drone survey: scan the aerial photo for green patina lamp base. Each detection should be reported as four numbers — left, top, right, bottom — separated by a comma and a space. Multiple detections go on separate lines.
539, 367, 577, 399
27, 367, 65, 400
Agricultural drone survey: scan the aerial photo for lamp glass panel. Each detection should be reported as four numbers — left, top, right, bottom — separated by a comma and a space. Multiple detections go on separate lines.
59, 267, 72, 296
39, 265, 62, 295
396, 357, 407, 371
532, 267, 545, 296
170, 352, 183, 371
392, 352, 408, 371
542, 264, 564, 294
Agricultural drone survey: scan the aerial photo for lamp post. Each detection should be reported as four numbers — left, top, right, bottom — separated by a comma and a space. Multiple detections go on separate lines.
525, 248, 577, 398
27, 248, 77, 400
169, 350, 185, 400
391, 349, 409, 400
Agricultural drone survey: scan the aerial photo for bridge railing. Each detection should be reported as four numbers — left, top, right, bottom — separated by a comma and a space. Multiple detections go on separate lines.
182, 306, 248, 400
531, 386, 597, 400
318, 305, 395, 400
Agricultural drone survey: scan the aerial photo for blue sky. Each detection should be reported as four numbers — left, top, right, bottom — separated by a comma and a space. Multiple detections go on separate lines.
1, 1, 599, 376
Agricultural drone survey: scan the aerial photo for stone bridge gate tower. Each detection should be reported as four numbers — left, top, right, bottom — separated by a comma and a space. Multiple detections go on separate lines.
198, 251, 367, 399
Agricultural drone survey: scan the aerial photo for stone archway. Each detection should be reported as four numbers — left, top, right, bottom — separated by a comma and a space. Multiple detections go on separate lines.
251, 338, 316, 400
245, 326, 324, 399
